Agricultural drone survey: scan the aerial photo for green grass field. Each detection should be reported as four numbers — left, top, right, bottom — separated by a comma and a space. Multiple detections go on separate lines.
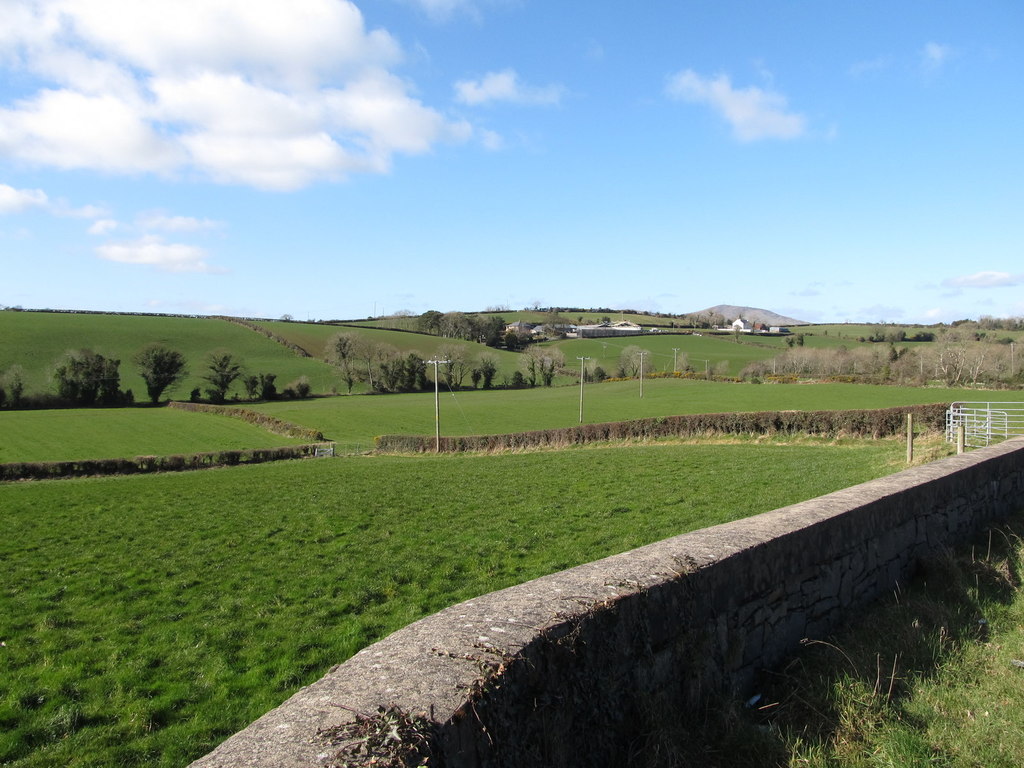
0, 408, 306, 463
251, 320, 525, 382
252, 379, 1023, 445
0, 312, 340, 398
0, 439, 912, 767
3, 378, 1010, 465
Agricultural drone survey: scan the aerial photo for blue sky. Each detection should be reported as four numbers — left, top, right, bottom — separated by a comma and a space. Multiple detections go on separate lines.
1, 0, 1021, 324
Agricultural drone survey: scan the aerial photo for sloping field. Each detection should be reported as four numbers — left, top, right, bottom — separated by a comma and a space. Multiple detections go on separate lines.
1, 440, 909, 767
252, 320, 524, 381
549, 333, 782, 376
346, 309, 669, 330
0, 312, 339, 398
252, 379, 1021, 445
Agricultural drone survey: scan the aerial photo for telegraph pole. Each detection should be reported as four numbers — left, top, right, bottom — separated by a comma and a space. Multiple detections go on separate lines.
427, 358, 449, 452
639, 351, 647, 398
577, 356, 590, 422
672, 347, 679, 373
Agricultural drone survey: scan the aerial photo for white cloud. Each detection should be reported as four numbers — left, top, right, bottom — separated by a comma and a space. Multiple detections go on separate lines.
944, 271, 1023, 289
479, 128, 504, 151
136, 212, 221, 232
454, 69, 565, 106
96, 235, 220, 273
0, 1, 468, 190
0, 184, 48, 213
87, 218, 118, 235
665, 69, 806, 142
921, 41, 952, 72
0, 182, 107, 220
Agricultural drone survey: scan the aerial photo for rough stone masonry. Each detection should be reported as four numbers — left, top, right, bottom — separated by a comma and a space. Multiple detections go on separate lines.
191, 438, 1024, 767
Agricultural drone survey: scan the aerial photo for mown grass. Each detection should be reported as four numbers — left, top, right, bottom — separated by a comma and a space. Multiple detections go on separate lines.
0, 407, 305, 463
0, 312, 339, 397
0, 439, 908, 767
254, 378, 1023, 445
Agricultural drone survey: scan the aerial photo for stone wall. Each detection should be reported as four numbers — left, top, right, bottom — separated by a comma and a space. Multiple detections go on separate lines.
191, 438, 1024, 767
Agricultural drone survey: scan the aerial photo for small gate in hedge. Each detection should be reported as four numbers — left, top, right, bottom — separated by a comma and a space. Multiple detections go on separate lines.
946, 402, 1024, 448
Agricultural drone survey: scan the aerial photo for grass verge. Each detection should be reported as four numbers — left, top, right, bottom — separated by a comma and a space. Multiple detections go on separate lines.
630, 514, 1024, 767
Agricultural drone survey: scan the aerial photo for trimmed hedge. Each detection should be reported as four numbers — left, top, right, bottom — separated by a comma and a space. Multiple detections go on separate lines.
375, 403, 950, 454
167, 401, 324, 441
219, 316, 313, 358
0, 444, 331, 482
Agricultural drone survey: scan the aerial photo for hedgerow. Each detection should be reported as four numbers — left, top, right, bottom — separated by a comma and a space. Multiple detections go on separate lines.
375, 403, 949, 454
167, 401, 324, 441
0, 444, 329, 482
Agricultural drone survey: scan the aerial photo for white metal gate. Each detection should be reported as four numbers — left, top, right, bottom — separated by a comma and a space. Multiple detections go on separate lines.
945, 402, 1024, 448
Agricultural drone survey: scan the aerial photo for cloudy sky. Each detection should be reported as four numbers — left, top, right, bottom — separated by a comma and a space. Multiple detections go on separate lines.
1, 0, 1021, 323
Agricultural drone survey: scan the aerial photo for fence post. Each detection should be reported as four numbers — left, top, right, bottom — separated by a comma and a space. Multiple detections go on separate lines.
957, 424, 966, 454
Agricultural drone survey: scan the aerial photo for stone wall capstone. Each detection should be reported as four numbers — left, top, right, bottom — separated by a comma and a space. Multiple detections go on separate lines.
190, 438, 1024, 767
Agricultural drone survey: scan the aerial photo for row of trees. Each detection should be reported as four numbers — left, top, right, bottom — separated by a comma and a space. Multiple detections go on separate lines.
326, 332, 582, 394
0, 347, 183, 409
327, 331, 503, 394
741, 343, 1023, 387
0, 346, 313, 410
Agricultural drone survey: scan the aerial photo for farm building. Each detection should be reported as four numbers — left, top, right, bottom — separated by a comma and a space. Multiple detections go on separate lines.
577, 321, 643, 338
504, 320, 536, 334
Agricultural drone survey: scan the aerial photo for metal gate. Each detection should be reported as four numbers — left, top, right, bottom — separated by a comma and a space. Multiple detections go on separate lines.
945, 402, 1024, 448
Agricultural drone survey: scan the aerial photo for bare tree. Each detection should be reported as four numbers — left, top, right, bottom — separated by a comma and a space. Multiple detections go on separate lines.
327, 331, 361, 393
437, 343, 472, 389
522, 346, 565, 386
617, 345, 651, 378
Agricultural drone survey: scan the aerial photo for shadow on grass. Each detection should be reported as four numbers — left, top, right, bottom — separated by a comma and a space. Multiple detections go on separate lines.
623, 515, 1024, 768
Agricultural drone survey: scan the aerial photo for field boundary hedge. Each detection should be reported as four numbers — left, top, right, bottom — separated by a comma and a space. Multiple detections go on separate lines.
167, 401, 324, 441
0, 444, 331, 482
375, 403, 949, 453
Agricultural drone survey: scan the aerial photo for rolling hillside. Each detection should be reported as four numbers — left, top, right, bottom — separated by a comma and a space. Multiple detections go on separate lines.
0, 311, 340, 398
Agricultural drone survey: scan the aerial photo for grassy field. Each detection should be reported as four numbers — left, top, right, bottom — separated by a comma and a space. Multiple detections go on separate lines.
550, 333, 786, 376
0, 439, 913, 767
0, 408, 306, 463
3, 378, 1010, 465
251, 320, 525, 381
0, 312, 339, 398
252, 379, 1024, 445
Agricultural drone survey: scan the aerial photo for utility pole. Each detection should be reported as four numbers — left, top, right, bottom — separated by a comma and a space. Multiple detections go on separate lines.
1012, 342, 1016, 380
577, 356, 590, 422
672, 348, 679, 373
426, 358, 449, 452
639, 351, 647, 398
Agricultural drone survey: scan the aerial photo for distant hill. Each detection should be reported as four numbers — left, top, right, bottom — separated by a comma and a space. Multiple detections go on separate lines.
692, 305, 809, 327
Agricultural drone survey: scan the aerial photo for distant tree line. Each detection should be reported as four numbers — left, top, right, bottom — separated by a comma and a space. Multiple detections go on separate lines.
0, 345, 312, 410
742, 340, 1023, 388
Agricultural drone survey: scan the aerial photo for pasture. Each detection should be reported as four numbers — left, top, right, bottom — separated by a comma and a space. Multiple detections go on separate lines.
253, 378, 1021, 445
1, 439, 912, 767
0, 408, 306, 463
0, 312, 339, 398
251, 319, 525, 381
